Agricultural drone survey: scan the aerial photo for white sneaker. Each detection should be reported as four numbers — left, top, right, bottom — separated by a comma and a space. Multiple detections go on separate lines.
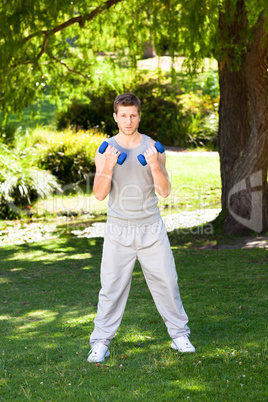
87, 341, 110, 363
171, 335, 195, 353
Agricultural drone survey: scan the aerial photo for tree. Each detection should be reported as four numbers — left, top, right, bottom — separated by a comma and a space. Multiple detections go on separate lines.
162, 0, 268, 234
217, 1, 268, 234
1, 0, 267, 233
0, 0, 127, 119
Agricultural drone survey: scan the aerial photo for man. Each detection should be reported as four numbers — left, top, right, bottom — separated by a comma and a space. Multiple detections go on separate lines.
88, 93, 195, 363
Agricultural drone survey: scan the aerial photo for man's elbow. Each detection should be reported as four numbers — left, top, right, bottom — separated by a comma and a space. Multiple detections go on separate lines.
160, 189, 171, 198
157, 182, 171, 198
157, 186, 171, 198
93, 189, 107, 201
95, 194, 105, 201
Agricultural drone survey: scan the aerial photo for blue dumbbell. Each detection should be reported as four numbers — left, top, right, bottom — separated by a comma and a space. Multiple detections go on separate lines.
99, 141, 127, 165
137, 141, 165, 166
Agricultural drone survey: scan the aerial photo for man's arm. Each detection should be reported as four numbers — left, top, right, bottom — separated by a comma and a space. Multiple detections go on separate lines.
144, 143, 171, 198
93, 145, 120, 201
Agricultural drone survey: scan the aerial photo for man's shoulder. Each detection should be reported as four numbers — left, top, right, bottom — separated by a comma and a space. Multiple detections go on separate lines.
141, 134, 155, 145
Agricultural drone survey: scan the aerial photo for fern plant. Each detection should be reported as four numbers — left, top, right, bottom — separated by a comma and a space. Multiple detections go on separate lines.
0, 146, 61, 219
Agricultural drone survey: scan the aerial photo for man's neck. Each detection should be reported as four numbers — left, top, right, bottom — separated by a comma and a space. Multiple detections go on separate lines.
115, 131, 143, 148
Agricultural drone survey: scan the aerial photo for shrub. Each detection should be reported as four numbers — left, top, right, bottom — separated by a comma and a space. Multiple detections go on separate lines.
135, 72, 219, 148
0, 146, 61, 219
30, 128, 107, 184
55, 70, 219, 149
0, 123, 23, 146
0, 128, 106, 218
178, 91, 219, 148
133, 81, 186, 146
56, 92, 117, 135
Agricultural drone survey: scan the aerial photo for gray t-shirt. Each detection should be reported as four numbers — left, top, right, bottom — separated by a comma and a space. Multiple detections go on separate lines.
106, 134, 161, 225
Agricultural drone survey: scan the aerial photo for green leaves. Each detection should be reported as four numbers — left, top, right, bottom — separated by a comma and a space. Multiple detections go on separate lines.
1, 0, 268, 119
0, 145, 61, 218
0, 1, 126, 119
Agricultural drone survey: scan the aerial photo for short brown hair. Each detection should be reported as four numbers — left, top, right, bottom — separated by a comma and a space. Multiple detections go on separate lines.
113, 93, 141, 114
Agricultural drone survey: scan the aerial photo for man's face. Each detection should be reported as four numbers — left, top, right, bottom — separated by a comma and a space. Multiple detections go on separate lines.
113, 105, 140, 136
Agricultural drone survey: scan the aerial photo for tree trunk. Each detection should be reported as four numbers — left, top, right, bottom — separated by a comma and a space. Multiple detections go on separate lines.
143, 41, 157, 59
218, 2, 268, 234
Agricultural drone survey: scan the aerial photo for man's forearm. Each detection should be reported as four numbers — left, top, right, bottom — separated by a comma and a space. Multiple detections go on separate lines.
151, 163, 171, 198
93, 167, 113, 201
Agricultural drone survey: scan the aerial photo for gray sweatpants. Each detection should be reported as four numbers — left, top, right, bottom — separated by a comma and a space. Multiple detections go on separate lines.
90, 219, 190, 346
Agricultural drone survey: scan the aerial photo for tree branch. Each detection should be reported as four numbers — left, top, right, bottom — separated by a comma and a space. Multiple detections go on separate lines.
47, 52, 91, 79
23, 0, 124, 44
13, 0, 124, 72
37, 34, 49, 60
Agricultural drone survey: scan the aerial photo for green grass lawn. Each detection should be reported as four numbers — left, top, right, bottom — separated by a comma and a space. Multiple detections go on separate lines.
164, 152, 221, 212
0, 233, 267, 400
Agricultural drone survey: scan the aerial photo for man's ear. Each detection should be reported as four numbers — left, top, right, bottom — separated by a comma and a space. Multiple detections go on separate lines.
113, 112, 117, 123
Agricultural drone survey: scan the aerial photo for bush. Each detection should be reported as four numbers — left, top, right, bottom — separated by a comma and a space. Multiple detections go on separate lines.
56, 91, 117, 135
135, 90, 184, 146
55, 70, 219, 149
135, 71, 219, 148
0, 128, 106, 218
0, 123, 23, 146
29, 128, 107, 184
0, 146, 61, 219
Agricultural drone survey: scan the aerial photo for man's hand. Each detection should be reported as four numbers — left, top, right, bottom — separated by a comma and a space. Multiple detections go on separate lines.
143, 143, 171, 198
144, 145, 160, 169
103, 144, 121, 169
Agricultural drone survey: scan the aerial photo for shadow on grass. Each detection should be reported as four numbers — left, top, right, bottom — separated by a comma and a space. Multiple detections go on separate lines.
0, 235, 267, 400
